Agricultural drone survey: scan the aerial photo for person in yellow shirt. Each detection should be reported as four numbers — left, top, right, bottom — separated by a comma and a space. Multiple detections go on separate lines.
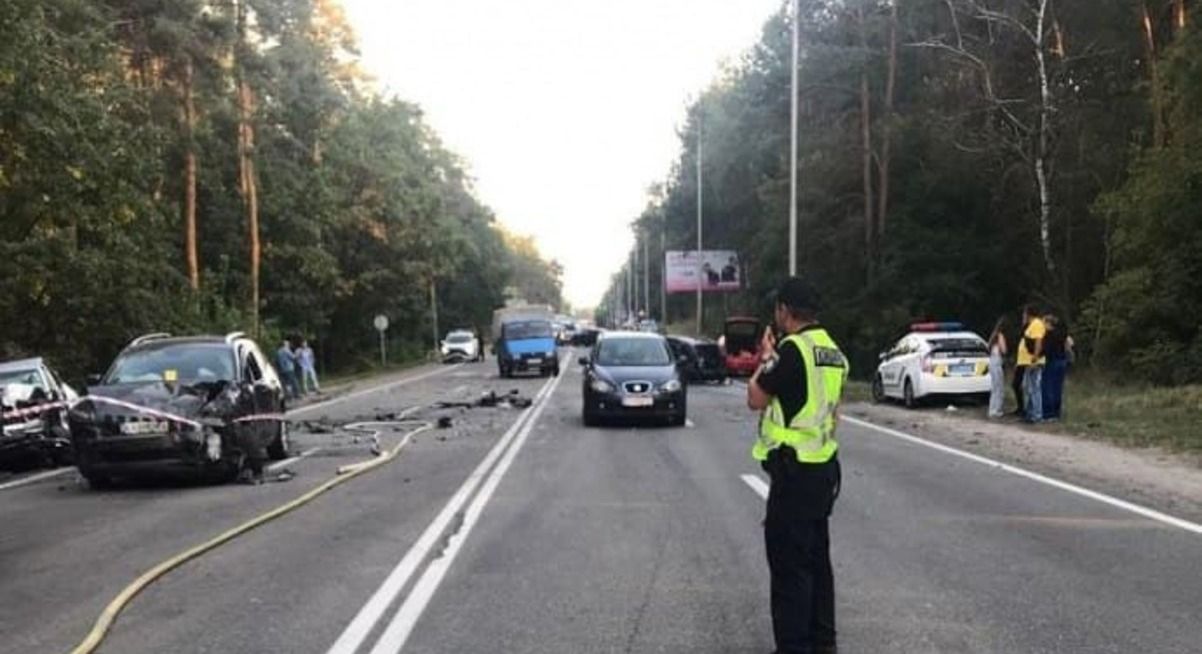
1016, 304, 1046, 422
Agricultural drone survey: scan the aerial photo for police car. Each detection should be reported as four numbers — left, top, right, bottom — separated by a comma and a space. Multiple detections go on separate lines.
871, 322, 991, 408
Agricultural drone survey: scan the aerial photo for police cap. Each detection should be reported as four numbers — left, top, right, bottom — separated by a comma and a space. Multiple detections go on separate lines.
774, 276, 821, 314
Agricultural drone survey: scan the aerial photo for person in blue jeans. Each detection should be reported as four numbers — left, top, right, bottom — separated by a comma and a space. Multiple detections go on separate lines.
1017, 305, 1046, 423
276, 340, 301, 399
1041, 315, 1073, 421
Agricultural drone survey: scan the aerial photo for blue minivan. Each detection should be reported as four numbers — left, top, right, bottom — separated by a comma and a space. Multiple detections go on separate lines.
496, 318, 559, 378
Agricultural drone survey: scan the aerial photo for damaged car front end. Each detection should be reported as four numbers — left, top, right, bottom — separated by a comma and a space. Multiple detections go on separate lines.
69, 334, 287, 487
70, 382, 240, 484
0, 359, 76, 470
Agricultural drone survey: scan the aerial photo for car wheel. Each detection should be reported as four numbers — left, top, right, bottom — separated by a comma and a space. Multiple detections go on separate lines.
871, 375, 886, 403
267, 420, 290, 460
582, 407, 598, 427
903, 378, 917, 409
552, 365, 561, 377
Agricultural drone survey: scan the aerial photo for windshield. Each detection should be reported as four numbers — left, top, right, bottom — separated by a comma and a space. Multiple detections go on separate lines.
725, 321, 759, 338
503, 320, 553, 340
106, 344, 236, 384
0, 368, 46, 391
446, 333, 473, 344
928, 338, 987, 357
596, 338, 672, 367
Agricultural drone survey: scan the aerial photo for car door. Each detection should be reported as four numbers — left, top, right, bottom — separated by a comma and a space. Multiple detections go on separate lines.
238, 344, 274, 449
879, 338, 907, 391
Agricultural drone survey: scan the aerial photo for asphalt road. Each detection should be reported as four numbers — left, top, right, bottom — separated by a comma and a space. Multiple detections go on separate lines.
1, 352, 1199, 653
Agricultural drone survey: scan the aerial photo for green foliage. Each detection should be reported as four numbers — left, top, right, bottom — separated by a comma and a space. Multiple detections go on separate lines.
606, 0, 1187, 385
0, 0, 561, 378
1084, 26, 1202, 384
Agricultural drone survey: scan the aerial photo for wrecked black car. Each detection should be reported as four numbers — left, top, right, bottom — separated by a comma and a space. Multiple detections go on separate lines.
69, 332, 289, 487
0, 357, 77, 470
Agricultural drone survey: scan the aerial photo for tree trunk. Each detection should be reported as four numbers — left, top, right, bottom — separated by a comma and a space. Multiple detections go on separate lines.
236, 0, 261, 334
1174, 0, 1187, 31
877, 0, 898, 242
181, 54, 199, 291
1034, 0, 1056, 278
858, 5, 875, 282
1142, 2, 1166, 148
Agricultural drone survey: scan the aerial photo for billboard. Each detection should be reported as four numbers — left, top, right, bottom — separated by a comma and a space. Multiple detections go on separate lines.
665, 250, 742, 293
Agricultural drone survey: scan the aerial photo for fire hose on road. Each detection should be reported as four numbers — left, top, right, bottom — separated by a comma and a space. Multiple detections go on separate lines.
67, 413, 434, 654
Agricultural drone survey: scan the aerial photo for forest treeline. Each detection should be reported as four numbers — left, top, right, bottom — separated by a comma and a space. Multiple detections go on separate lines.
602, 0, 1200, 385
0, 0, 564, 377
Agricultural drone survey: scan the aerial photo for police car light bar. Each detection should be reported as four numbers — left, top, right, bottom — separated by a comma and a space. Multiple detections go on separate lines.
910, 321, 966, 332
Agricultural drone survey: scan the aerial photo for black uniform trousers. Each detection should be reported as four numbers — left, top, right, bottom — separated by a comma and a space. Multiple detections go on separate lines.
763, 448, 840, 654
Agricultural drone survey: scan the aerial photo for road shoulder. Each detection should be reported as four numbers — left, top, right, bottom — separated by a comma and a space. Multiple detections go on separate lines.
844, 401, 1202, 524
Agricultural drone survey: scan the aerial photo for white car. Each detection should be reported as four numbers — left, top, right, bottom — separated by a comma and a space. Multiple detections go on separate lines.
872, 322, 991, 408
440, 330, 482, 362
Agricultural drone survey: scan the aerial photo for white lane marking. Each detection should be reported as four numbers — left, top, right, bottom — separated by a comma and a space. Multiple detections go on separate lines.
0, 468, 73, 492
741, 474, 769, 500
843, 415, 1202, 536
367, 356, 570, 654
325, 360, 565, 654
266, 448, 321, 474
289, 365, 462, 417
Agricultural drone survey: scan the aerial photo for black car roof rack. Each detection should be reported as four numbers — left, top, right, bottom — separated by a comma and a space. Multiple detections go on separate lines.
128, 332, 172, 348
224, 331, 247, 344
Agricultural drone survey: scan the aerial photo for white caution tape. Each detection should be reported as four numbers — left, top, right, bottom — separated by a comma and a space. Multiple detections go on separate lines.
71, 395, 203, 431
1, 401, 69, 422
232, 413, 289, 424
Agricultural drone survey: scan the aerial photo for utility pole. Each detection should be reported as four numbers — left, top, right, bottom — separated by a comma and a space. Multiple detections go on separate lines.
789, 0, 800, 276
659, 219, 667, 324
429, 278, 440, 353
642, 231, 650, 320
696, 106, 704, 336
632, 241, 640, 317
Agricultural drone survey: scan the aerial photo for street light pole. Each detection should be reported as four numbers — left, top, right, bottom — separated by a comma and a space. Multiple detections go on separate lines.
642, 231, 650, 320
696, 106, 704, 336
789, 0, 800, 276
659, 218, 667, 324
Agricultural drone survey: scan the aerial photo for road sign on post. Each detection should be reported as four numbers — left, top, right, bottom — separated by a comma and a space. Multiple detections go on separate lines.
374, 314, 389, 367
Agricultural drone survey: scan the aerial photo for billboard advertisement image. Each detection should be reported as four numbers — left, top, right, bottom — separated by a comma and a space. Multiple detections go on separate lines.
665, 250, 741, 293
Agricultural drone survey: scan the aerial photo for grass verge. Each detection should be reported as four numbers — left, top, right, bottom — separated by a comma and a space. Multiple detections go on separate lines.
1058, 375, 1202, 453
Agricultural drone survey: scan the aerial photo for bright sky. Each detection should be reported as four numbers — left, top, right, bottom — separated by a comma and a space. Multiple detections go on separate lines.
341, 0, 781, 308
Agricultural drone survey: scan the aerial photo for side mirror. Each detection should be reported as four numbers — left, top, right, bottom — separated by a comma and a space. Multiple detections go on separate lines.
878, 351, 888, 361
86, 373, 103, 386
676, 354, 690, 365
577, 356, 590, 366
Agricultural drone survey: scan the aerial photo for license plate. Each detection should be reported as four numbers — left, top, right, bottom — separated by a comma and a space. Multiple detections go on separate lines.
622, 396, 654, 407
527, 358, 543, 366
950, 363, 974, 376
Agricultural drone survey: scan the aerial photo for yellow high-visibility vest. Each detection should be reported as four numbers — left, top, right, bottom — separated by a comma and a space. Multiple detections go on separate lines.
753, 328, 848, 464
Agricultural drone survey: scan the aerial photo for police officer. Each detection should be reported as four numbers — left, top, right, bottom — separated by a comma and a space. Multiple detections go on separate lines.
747, 277, 847, 654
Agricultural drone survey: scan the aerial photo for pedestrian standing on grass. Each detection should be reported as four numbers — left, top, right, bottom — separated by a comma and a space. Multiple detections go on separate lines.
1016, 305, 1047, 423
1041, 315, 1072, 421
276, 339, 300, 399
987, 317, 1009, 419
298, 339, 320, 394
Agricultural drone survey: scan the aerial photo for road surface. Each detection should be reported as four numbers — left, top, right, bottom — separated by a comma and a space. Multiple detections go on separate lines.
1, 351, 1199, 653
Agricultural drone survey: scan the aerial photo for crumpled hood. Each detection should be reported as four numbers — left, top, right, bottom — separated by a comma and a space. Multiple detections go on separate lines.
75, 382, 220, 423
